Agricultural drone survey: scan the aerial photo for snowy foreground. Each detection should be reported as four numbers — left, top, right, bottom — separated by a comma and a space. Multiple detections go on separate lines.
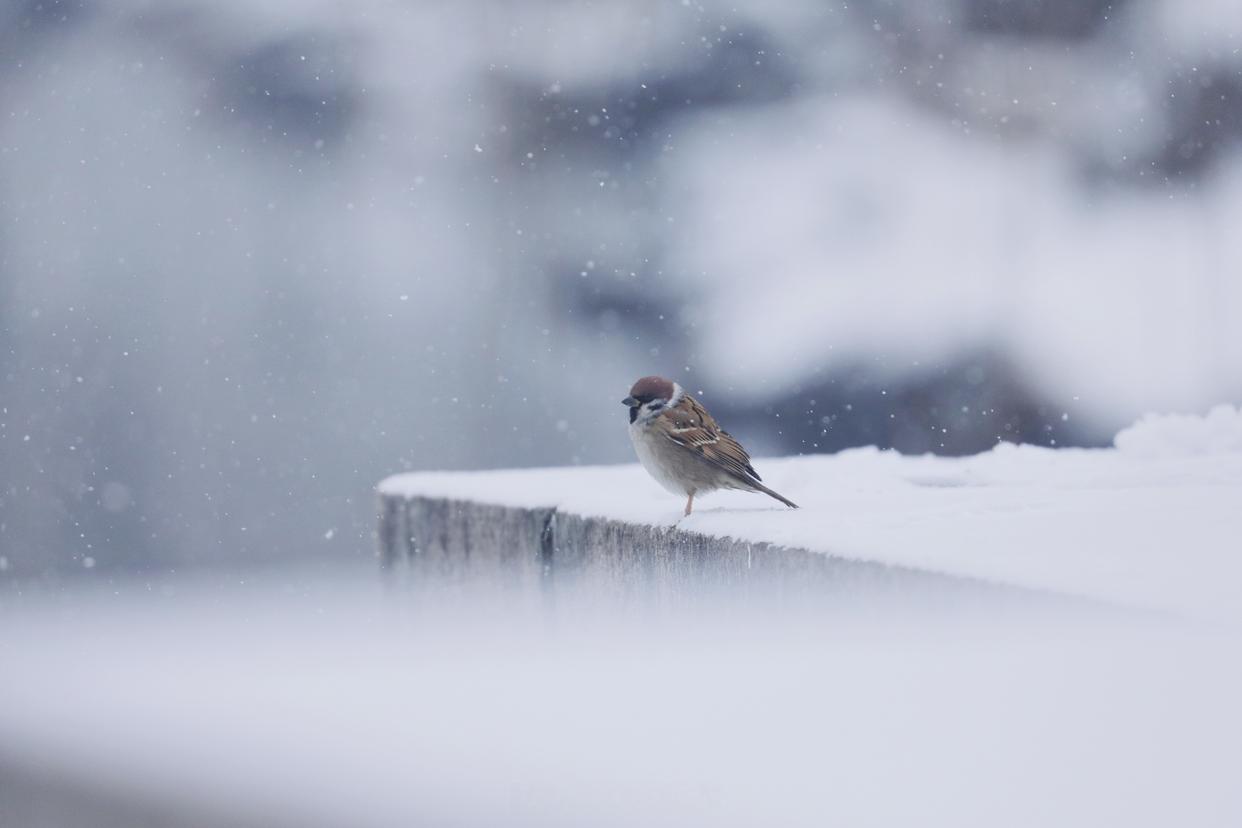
1, 408, 1240, 828
3, 564, 1242, 828
381, 406, 1242, 622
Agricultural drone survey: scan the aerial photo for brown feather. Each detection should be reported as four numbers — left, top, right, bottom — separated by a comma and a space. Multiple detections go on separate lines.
660, 394, 763, 487
638, 383, 799, 510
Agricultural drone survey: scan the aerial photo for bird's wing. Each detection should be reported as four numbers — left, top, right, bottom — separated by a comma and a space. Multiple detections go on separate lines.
659, 395, 763, 485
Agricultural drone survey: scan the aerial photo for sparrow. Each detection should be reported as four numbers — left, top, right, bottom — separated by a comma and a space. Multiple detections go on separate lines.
623, 375, 798, 516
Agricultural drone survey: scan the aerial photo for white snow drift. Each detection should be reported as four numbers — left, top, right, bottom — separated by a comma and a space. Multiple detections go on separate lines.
382, 406, 1242, 620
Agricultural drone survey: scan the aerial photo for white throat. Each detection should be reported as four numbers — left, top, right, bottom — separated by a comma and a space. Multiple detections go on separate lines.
627, 382, 690, 496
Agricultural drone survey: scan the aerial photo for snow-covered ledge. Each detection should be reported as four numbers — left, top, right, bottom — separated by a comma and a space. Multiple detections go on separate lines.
377, 407, 1242, 620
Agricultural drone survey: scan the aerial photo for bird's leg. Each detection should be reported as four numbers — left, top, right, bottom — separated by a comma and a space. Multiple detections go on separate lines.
684, 490, 695, 517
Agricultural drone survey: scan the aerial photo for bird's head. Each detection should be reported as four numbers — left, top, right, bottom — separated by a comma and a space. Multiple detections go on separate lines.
623, 375, 680, 425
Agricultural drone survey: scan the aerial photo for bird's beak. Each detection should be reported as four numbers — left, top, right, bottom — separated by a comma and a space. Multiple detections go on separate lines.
622, 396, 639, 407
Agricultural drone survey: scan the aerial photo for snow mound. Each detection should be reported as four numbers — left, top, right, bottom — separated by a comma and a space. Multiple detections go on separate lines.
382, 425, 1242, 620
1114, 405, 1242, 458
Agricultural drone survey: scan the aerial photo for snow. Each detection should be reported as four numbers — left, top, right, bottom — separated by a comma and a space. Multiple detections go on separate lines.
1, 567, 1240, 828
381, 407, 1242, 621
1, 407, 1239, 827
1147, 0, 1242, 54
665, 96, 1242, 427
1114, 404, 1242, 458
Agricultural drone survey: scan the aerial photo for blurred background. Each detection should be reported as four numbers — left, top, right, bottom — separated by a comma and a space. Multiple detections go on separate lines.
2, 0, 1240, 574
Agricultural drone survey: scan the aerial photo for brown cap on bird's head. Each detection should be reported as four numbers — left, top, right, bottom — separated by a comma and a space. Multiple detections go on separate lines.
630, 376, 675, 400
623, 375, 676, 407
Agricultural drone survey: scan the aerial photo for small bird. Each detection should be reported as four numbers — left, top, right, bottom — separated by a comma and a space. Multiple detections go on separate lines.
623, 376, 798, 516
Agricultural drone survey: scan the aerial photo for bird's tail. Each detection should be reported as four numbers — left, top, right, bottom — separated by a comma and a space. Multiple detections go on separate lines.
752, 481, 798, 509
